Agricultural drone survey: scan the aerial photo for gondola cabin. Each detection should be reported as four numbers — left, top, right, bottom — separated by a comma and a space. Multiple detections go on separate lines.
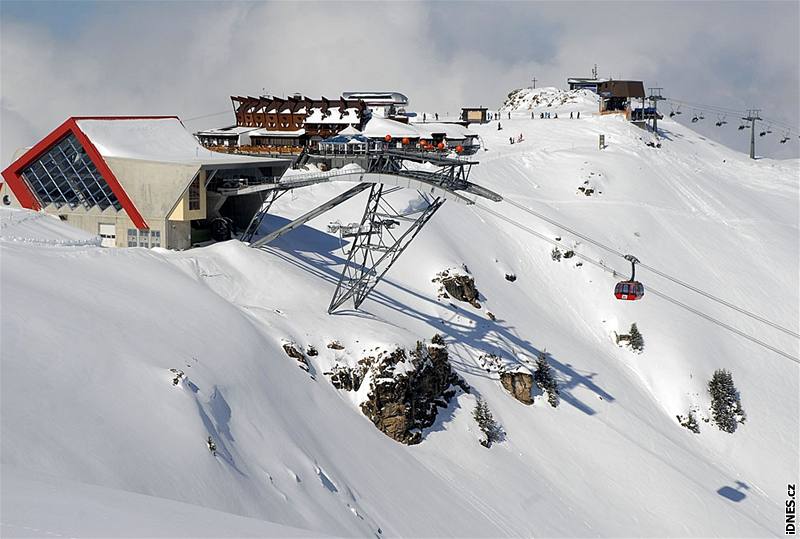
615, 281, 644, 301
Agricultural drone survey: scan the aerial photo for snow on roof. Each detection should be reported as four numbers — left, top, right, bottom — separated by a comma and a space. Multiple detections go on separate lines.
76, 118, 284, 167
304, 107, 360, 124
194, 126, 259, 136
338, 125, 362, 136
249, 128, 306, 137
413, 122, 475, 139
361, 116, 420, 139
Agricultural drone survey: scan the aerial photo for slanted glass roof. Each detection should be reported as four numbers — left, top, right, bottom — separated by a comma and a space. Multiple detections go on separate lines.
20, 133, 122, 211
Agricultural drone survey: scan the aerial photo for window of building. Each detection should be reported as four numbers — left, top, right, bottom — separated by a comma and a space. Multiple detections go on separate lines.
128, 228, 158, 247
188, 176, 201, 211
19, 133, 122, 211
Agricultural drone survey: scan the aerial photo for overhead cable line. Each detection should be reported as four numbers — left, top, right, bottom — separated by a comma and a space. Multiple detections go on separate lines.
184, 110, 231, 122
666, 98, 798, 134
471, 202, 799, 364
501, 198, 799, 339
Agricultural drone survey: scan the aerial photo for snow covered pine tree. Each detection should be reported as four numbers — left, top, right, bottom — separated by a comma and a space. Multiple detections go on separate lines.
708, 369, 746, 433
473, 397, 502, 448
629, 323, 644, 352
533, 351, 560, 407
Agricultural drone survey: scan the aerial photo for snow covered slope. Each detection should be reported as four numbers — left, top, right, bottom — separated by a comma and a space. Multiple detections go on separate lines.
2, 94, 798, 537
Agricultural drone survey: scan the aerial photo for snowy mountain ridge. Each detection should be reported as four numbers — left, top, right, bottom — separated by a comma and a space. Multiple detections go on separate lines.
1, 103, 798, 537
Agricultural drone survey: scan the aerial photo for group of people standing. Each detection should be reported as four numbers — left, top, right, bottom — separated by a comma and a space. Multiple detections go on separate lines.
532, 111, 581, 119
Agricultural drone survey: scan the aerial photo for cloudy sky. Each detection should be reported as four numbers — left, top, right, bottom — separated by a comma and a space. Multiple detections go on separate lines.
1, 0, 798, 165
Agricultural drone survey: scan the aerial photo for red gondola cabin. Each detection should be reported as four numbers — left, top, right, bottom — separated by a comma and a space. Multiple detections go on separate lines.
615, 281, 644, 301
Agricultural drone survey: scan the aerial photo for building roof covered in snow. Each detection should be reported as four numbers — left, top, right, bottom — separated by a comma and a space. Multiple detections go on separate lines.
341, 92, 409, 106
413, 122, 476, 140
361, 117, 420, 139
75, 118, 285, 167
1, 116, 290, 248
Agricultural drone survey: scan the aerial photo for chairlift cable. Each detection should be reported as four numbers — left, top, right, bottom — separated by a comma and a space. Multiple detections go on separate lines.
183, 110, 232, 122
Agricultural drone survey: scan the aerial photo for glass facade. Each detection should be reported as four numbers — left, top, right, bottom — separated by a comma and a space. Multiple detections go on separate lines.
20, 133, 122, 211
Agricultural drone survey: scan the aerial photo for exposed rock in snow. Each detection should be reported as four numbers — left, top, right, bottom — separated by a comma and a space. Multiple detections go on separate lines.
326, 340, 345, 350
500, 371, 534, 405
282, 341, 310, 372
434, 267, 481, 308
358, 336, 467, 445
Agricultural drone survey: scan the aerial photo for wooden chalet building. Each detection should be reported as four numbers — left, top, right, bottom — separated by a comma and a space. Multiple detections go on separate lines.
196, 95, 368, 153
597, 80, 646, 121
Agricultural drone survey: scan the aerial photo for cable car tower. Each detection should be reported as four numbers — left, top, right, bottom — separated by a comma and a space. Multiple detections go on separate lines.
245, 148, 502, 313
742, 109, 762, 160
647, 87, 665, 136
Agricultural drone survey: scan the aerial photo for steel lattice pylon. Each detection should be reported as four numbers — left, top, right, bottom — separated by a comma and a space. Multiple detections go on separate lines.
328, 184, 444, 313
241, 189, 287, 243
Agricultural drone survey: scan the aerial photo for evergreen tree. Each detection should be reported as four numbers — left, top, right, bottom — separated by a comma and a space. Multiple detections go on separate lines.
473, 397, 502, 447
207, 436, 217, 455
533, 351, 560, 407
629, 323, 644, 352
708, 369, 746, 433
551, 247, 562, 261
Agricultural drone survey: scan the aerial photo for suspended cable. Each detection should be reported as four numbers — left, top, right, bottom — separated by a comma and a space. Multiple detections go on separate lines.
183, 110, 232, 122
645, 288, 799, 364
637, 262, 799, 338
501, 197, 799, 339
666, 98, 799, 135
471, 202, 799, 364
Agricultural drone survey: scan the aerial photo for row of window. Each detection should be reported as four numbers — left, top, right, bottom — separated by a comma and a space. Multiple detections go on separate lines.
127, 228, 161, 248
20, 133, 122, 211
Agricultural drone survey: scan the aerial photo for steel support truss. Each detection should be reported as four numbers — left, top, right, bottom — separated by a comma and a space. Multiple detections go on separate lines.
241, 189, 288, 243
328, 183, 444, 313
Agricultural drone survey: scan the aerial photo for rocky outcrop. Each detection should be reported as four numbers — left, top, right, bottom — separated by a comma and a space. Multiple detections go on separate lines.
356, 335, 469, 445
326, 363, 366, 392
500, 371, 534, 405
434, 267, 482, 308
282, 342, 310, 372
327, 341, 345, 350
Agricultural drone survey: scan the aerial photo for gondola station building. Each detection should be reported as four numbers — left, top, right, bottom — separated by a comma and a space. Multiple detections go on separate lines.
0, 117, 290, 249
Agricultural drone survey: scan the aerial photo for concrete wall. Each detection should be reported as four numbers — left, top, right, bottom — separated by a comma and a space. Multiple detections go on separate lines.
168, 170, 207, 222
104, 157, 200, 222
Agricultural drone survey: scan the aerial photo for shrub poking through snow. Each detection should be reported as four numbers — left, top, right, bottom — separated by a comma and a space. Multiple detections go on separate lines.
551, 247, 562, 261
629, 323, 644, 353
677, 411, 700, 434
533, 351, 560, 408
473, 397, 502, 448
207, 436, 217, 456
708, 369, 746, 433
